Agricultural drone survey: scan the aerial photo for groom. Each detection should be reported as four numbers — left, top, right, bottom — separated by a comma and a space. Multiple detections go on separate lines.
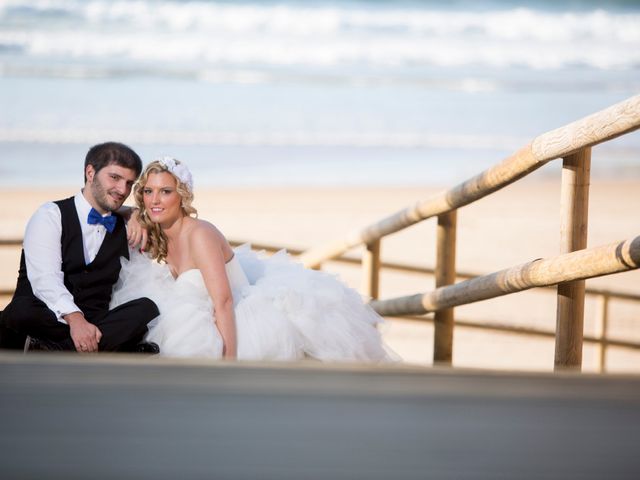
0, 142, 159, 353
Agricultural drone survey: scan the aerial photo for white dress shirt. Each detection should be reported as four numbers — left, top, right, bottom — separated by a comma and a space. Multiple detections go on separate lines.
23, 192, 115, 323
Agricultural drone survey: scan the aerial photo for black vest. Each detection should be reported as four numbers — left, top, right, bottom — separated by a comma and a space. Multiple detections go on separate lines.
14, 196, 129, 318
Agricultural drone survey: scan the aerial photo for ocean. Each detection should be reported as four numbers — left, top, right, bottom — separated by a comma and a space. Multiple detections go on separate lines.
0, 0, 639, 187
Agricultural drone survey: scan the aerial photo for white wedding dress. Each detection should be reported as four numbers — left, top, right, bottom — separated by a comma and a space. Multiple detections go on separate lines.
110, 245, 396, 362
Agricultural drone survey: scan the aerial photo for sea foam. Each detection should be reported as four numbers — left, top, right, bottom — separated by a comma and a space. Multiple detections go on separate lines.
0, 0, 638, 72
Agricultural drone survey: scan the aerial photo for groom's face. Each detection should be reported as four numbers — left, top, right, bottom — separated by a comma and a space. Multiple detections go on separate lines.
86, 163, 137, 213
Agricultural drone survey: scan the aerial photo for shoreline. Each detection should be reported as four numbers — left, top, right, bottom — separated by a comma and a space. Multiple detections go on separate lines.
2, 136, 639, 191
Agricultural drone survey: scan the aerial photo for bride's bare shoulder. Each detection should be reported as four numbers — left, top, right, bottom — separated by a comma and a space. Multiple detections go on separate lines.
189, 218, 228, 244
187, 219, 233, 263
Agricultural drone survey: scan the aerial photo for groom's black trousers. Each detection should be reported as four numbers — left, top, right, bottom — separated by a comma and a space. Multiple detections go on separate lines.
0, 296, 158, 351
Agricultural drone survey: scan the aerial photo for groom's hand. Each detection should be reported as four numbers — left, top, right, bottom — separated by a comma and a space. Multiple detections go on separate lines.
64, 312, 102, 353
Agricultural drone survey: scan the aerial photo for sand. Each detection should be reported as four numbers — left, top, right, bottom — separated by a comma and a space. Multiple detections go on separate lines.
1, 175, 639, 373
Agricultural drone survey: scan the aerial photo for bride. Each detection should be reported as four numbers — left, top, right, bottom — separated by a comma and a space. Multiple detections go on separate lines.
111, 157, 396, 362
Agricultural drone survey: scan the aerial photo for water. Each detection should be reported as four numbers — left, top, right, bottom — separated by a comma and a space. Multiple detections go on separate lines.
0, 0, 639, 187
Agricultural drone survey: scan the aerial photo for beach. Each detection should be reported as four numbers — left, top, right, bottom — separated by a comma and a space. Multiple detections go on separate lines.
1, 0, 639, 372
2, 175, 639, 372
3, 4, 640, 479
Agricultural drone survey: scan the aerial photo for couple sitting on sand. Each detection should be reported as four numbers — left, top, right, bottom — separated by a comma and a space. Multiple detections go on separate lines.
0, 142, 395, 362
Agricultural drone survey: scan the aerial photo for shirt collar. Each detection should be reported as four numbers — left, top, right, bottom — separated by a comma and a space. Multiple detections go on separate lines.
75, 190, 112, 224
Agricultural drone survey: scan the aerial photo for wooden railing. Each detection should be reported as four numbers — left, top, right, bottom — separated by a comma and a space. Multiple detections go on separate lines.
298, 94, 640, 371
2, 94, 640, 371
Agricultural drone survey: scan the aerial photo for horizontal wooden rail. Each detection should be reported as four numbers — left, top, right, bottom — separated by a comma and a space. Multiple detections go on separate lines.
232, 241, 640, 303
371, 235, 640, 316
299, 95, 640, 268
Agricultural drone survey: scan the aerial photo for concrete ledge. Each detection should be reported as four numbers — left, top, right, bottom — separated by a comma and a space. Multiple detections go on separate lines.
1, 353, 640, 479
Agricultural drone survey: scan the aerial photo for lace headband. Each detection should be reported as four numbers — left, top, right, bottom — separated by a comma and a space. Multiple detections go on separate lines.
156, 156, 194, 192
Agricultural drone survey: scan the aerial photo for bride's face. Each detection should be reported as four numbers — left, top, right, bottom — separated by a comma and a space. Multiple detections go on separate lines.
142, 171, 183, 225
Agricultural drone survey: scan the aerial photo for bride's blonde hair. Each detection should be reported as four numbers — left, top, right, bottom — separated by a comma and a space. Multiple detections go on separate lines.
134, 159, 197, 263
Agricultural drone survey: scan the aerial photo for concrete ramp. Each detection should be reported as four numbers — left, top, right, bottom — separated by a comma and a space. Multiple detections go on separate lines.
1, 353, 639, 479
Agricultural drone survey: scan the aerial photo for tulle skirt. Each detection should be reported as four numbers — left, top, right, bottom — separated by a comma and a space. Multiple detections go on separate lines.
110, 245, 397, 362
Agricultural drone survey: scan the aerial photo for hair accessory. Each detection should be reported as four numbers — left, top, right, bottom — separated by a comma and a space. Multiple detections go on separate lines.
156, 156, 194, 191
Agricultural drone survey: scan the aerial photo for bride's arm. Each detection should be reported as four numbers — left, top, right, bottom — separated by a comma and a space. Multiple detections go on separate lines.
114, 206, 149, 250
190, 225, 237, 359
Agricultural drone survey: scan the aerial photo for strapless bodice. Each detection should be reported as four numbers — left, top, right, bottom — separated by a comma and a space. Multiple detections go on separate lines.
172, 256, 250, 300
225, 255, 250, 292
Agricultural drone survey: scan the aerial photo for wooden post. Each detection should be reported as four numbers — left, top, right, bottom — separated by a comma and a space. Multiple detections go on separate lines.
555, 147, 591, 371
362, 240, 381, 300
434, 210, 457, 365
594, 294, 610, 373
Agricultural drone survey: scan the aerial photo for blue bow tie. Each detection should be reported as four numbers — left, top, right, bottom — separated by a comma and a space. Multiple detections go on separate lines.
87, 208, 116, 233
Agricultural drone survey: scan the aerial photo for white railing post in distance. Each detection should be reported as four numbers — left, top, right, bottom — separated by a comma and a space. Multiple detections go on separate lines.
362, 240, 381, 300
434, 210, 457, 365
594, 293, 610, 373
555, 147, 592, 371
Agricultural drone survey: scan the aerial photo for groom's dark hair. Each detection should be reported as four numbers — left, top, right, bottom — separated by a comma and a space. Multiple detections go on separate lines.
84, 142, 143, 183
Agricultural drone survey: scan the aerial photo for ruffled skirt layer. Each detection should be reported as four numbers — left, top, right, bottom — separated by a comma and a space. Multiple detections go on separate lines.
110, 246, 396, 362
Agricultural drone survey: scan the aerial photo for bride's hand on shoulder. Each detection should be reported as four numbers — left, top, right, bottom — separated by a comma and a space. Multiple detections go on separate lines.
126, 208, 149, 251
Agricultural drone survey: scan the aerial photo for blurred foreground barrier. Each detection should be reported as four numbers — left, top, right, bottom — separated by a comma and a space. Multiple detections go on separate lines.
2, 356, 640, 479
